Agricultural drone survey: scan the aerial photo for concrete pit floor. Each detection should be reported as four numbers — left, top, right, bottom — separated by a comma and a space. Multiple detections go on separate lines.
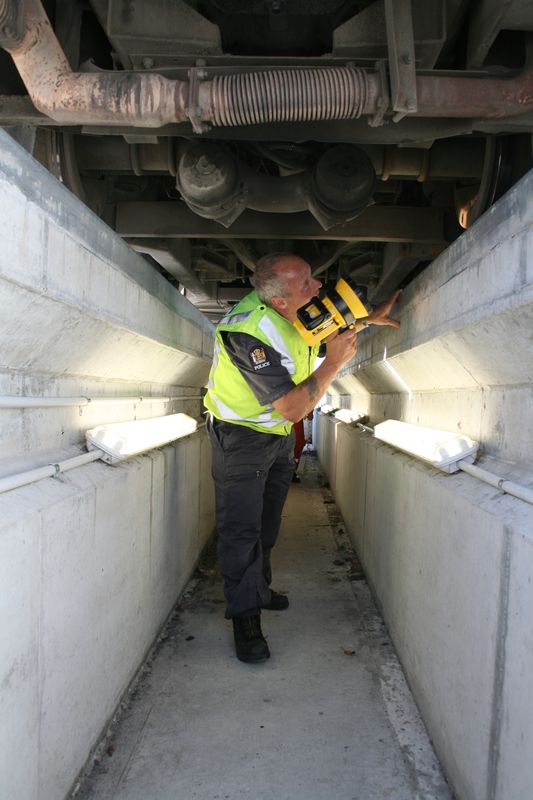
74, 452, 453, 800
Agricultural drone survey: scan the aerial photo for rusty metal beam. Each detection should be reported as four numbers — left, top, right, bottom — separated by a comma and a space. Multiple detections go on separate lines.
416, 65, 533, 118
115, 203, 447, 243
5, 0, 188, 127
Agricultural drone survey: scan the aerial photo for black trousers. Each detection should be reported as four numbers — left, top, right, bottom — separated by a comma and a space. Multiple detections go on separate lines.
207, 417, 295, 618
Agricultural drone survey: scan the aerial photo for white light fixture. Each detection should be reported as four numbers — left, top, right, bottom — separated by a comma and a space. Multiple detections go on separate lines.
334, 409, 364, 424
373, 420, 479, 473
86, 413, 198, 464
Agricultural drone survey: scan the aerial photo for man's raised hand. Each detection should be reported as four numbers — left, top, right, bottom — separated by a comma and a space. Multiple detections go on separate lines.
367, 290, 401, 328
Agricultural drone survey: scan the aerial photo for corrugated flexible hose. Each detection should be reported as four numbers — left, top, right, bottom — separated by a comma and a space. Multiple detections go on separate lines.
210, 67, 371, 127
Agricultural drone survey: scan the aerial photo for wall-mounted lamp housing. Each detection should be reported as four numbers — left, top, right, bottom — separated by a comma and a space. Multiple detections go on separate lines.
86, 413, 198, 464
334, 409, 365, 424
373, 420, 479, 473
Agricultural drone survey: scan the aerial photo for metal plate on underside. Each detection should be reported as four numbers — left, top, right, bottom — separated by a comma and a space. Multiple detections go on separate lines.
107, 0, 222, 60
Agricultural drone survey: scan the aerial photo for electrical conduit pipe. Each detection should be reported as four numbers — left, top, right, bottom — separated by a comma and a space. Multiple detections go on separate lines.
354, 421, 533, 506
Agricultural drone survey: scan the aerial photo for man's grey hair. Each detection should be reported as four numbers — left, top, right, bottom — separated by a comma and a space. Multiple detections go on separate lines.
252, 253, 292, 305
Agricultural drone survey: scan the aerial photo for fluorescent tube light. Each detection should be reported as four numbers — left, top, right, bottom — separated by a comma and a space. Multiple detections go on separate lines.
373, 420, 479, 473
86, 413, 198, 464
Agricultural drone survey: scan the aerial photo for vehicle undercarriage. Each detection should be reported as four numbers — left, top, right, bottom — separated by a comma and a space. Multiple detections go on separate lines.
1, 0, 532, 319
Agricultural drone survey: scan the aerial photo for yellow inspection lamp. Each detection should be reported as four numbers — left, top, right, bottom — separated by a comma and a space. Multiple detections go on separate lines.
293, 277, 369, 346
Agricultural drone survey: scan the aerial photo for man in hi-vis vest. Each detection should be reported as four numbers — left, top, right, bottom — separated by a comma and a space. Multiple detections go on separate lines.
205, 253, 400, 663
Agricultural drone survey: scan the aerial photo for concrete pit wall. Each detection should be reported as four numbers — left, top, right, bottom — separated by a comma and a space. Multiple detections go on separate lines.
0, 130, 215, 800
316, 167, 533, 800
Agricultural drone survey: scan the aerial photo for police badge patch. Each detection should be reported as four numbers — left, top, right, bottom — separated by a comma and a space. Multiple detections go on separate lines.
249, 346, 271, 370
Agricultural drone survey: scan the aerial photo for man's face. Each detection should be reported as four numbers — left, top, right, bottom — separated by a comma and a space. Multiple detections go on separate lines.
272, 257, 322, 322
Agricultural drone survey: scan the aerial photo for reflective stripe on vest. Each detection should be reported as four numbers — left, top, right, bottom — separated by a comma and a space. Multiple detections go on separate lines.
257, 315, 295, 375
213, 396, 288, 428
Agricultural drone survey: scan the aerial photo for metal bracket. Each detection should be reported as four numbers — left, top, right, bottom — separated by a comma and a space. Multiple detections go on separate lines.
384, 0, 418, 119
49, 462, 66, 483
368, 60, 390, 128
185, 67, 210, 134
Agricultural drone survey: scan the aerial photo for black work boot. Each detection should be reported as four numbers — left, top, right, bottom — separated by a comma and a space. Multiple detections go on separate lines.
232, 615, 270, 663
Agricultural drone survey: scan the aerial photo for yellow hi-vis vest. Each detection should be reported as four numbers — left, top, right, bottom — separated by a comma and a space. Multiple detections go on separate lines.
204, 292, 320, 435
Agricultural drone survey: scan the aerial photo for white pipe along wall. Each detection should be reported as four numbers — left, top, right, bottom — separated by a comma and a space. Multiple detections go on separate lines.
0, 130, 215, 800
316, 167, 533, 800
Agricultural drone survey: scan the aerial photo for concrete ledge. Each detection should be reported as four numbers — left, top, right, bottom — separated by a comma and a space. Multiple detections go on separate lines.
357, 166, 533, 367
0, 130, 215, 477
317, 415, 533, 800
0, 431, 214, 800
0, 130, 212, 338
328, 167, 533, 469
